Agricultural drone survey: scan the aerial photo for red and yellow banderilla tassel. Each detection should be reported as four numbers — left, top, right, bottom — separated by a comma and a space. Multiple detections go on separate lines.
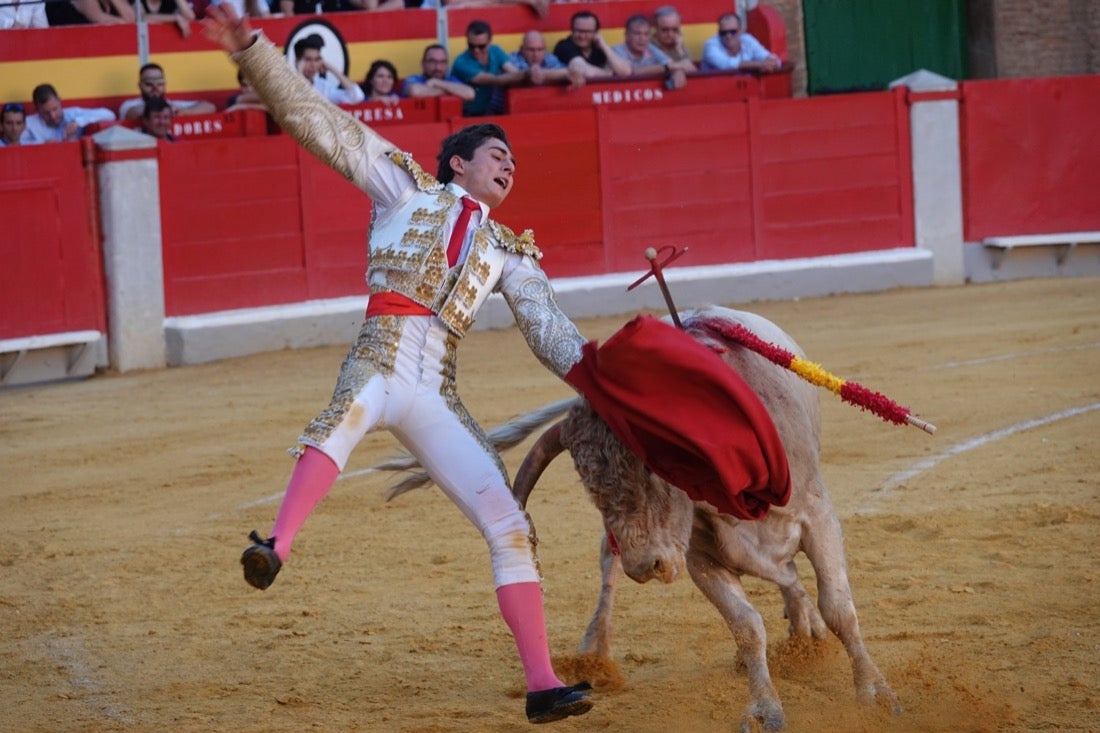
699, 320, 937, 435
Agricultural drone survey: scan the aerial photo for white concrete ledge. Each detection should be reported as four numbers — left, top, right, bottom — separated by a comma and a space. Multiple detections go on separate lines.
165, 247, 934, 365
0, 331, 107, 387
983, 231, 1100, 247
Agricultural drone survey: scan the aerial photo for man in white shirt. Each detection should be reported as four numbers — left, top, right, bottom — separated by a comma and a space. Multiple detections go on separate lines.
293, 33, 366, 106
24, 84, 115, 143
119, 63, 218, 121
0, 0, 48, 29
700, 12, 781, 73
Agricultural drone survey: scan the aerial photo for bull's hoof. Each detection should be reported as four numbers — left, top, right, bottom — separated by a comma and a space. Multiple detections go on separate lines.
858, 679, 903, 716
741, 698, 785, 733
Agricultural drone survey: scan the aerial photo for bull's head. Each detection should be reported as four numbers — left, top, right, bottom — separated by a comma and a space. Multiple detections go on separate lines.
513, 401, 694, 584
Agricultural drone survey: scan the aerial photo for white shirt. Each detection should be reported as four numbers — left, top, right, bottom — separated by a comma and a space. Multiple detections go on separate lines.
700, 32, 776, 71
24, 107, 116, 143
0, 0, 48, 29
119, 97, 211, 119
307, 72, 366, 106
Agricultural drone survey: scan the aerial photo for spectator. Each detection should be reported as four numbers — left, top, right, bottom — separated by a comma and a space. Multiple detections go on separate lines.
611, 13, 690, 89
451, 19, 527, 116
136, 0, 197, 37
1, 102, 30, 147
401, 44, 476, 102
443, 0, 549, 19
552, 10, 632, 89
508, 30, 570, 86
120, 63, 218, 121
24, 84, 115, 143
226, 69, 268, 111
700, 12, 780, 73
0, 0, 48, 29
139, 97, 175, 141
652, 6, 697, 71
292, 34, 366, 105
279, 0, 340, 14
206, 0, 271, 19
46, 0, 135, 25
362, 60, 401, 104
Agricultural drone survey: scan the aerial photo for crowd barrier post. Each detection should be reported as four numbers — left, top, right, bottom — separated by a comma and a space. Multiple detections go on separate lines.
93, 126, 168, 372
891, 69, 965, 285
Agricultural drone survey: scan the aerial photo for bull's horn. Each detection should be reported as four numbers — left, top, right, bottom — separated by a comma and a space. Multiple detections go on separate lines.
512, 421, 566, 509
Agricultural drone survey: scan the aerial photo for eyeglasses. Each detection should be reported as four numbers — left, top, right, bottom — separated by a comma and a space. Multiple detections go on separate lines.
2, 102, 24, 113
719, 28, 741, 37
468, 43, 488, 51
656, 26, 681, 33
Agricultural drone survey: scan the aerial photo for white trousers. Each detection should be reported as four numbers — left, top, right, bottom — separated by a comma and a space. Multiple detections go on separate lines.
308, 315, 540, 588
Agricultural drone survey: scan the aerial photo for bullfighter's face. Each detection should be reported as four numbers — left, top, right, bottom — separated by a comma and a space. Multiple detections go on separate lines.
449, 138, 515, 209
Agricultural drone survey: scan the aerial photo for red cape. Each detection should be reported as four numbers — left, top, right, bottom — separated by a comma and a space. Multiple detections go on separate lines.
564, 315, 791, 520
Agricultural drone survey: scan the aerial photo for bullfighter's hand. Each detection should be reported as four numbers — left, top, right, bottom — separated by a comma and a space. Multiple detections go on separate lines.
202, 4, 254, 55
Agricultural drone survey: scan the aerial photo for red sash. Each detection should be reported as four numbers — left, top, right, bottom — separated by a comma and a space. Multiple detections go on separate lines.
365, 291, 434, 318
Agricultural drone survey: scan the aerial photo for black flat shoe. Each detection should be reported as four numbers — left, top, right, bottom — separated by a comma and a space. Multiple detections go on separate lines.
526, 681, 593, 724
241, 531, 281, 590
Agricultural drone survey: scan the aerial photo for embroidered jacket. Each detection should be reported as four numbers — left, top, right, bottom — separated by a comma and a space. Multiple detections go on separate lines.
234, 34, 585, 376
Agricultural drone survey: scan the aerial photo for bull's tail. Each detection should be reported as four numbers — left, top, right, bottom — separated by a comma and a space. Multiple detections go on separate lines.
375, 397, 581, 501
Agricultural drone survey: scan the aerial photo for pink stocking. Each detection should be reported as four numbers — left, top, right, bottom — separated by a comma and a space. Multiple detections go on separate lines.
496, 581, 565, 692
269, 447, 340, 561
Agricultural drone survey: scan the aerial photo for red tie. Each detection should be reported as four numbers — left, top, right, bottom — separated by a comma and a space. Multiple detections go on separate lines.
446, 196, 480, 267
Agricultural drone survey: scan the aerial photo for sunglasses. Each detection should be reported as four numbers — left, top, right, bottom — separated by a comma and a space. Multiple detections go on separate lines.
719, 28, 741, 37
2, 102, 24, 113
468, 43, 488, 51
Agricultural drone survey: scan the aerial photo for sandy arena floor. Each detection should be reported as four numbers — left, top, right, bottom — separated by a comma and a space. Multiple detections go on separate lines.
2, 277, 1098, 732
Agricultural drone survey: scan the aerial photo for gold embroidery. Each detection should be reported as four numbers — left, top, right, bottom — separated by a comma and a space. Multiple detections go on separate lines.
389, 151, 444, 193
489, 220, 542, 260
292, 316, 404, 456
437, 332, 510, 485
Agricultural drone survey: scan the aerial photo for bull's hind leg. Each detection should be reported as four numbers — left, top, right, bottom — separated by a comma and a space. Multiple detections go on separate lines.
800, 487, 901, 714
687, 548, 785, 733
777, 563, 828, 640
578, 532, 622, 659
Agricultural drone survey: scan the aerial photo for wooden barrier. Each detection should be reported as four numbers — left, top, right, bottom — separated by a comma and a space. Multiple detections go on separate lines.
0, 142, 106, 340
960, 75, 1100, 240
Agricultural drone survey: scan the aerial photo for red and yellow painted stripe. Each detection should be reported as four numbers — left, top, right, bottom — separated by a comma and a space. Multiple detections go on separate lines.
1, 0, 725, 108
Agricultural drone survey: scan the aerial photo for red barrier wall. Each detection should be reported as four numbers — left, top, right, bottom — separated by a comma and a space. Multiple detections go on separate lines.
10, 76, 1094, 343
753, 88, 914, 256
960, 75, 1100, 240
0, 143, 105, 340
152, 86, 913, 316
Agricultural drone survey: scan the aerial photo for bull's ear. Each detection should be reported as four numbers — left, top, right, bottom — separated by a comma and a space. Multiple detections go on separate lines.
513, 421, 565, 508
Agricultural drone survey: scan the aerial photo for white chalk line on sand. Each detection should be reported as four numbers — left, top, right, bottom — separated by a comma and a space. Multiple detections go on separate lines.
875, 401, 1100, 495
916, 341, 1100, 371
47, 636, 134, 724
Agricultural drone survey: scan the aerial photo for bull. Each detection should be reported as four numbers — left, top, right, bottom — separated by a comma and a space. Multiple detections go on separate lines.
511, 306, 901, 731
